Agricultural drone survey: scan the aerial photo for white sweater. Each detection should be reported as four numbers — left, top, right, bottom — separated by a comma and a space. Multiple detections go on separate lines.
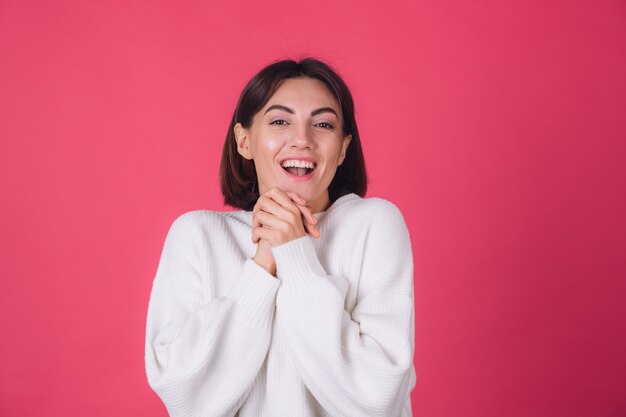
145, 192, 417, 417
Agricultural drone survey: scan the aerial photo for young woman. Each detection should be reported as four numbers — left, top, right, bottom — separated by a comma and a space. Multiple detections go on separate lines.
145, 57, 417, 416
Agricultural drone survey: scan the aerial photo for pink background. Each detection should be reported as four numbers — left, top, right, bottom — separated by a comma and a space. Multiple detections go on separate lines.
1, 1, 625, 416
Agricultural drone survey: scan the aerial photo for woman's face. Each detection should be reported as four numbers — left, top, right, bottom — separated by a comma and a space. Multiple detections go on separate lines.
234, 77, 352, 213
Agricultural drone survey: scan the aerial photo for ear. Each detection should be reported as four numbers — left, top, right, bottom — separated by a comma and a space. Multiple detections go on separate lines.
233, 123, 253, 160
338, 134, 352, 166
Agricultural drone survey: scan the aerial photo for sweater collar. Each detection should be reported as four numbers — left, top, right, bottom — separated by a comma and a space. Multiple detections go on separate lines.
313, 192, 360, 219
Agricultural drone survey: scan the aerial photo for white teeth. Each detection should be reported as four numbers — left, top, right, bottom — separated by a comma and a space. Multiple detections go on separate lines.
281, 160, 316, 169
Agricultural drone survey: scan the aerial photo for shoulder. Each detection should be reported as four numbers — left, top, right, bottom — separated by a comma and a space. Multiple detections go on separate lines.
166, 209, 247, 240
161, 210, 234, 257
167, 210, 207, 235
346, 196, 411, 248
339, 195, 407, 226
170, 209, 206, 225
161, 210, 207, 252
170, 208, 249, 225
362, 196, 404, 216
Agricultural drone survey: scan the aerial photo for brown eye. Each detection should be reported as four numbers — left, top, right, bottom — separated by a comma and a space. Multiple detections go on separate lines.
270, 120, 288, 126
316, 122, 334, 129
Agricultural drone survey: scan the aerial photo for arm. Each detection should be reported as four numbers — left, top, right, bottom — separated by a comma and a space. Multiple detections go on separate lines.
271, 201, 416, 417
145, 212, 280, 417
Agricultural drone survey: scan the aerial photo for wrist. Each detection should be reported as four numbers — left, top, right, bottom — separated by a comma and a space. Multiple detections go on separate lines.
253, 256, 277, 277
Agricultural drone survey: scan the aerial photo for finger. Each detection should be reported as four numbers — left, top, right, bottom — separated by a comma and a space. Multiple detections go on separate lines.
251, 197, 270, 243
293, 203, 318, 234
251, 195, 292, 243
280, 195, 318, 237
303, 220, 320, 238
285, 191, 317, 225
287, 191, 306, 205
264, 188, 316, 232
254, 198, 318, 239
251, 194, 286, 227
265, 189, 319, 238
265, 187, 302, 214
252, 225, 272, 243
257, 190, 300, 223
254, 209, 283, 230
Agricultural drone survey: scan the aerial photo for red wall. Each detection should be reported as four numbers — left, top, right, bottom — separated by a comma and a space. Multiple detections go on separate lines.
1, 1, 624, 416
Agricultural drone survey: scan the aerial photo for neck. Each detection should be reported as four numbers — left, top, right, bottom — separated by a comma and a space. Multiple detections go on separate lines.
308, 189, 331, 214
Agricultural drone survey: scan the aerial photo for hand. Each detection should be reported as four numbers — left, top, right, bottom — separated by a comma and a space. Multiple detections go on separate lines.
252, 187, 319, 247
251, 187, 320, 275
285, 191, 320, 239
253, 238, 276, 276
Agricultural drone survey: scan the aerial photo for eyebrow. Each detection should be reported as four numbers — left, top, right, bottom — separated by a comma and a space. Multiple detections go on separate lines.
264, 104, 338, 118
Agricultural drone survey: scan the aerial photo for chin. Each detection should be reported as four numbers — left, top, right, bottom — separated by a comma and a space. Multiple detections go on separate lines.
280, 184, 314, 200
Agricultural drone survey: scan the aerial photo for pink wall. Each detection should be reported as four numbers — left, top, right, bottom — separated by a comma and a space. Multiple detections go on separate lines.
1, 1, 625, 416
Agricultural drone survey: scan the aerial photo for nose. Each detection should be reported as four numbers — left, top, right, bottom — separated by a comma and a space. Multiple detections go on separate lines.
290, 124, 313, 149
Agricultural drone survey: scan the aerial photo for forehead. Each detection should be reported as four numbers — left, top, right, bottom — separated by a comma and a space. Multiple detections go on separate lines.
265, 77, 340, 111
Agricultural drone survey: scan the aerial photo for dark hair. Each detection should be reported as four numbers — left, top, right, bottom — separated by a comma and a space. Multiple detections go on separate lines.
219, 56, 368, 211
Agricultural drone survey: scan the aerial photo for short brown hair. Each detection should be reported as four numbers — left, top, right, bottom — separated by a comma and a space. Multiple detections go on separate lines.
219, 56, 368, 211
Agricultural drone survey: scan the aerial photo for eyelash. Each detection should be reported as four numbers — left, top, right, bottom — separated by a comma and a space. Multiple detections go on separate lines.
270, 120, 334, 129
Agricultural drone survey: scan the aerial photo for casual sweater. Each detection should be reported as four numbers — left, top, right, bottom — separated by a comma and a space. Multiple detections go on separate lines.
144, 192, 417, 417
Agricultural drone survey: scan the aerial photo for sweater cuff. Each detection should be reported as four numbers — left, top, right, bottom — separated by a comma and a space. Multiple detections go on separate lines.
227, 257, 281, 329
271, 234, 327, 294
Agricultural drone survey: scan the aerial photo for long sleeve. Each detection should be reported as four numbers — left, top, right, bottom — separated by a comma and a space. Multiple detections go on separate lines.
271, 200, 416, 417
145, 211, 281, 417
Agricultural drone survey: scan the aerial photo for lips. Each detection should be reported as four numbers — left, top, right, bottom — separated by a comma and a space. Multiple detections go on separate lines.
279, 155, 318, 179
280, 161, 317, 180
279, 156, 318, 166
282, 165, 315, 176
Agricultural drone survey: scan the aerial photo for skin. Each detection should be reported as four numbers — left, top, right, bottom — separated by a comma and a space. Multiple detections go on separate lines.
233, 77, 352, 276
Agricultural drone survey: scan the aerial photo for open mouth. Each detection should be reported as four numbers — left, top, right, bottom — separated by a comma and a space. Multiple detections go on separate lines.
282, 166, 315, 176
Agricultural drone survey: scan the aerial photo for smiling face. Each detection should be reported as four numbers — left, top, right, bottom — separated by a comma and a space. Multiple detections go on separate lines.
234, 77, 352, 214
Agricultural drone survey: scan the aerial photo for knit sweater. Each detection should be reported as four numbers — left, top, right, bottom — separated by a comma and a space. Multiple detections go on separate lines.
144, 192, 417, 417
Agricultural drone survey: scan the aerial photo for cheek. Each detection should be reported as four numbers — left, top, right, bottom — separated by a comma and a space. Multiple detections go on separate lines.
321, 143, 343, 163
250, 136, 285, 178
253, 131, 283, 154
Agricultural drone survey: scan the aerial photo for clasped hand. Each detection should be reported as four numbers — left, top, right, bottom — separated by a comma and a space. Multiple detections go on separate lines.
251, 187, 319, 276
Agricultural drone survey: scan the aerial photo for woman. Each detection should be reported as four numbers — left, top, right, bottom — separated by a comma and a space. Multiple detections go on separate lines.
145, 57, 417, 417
